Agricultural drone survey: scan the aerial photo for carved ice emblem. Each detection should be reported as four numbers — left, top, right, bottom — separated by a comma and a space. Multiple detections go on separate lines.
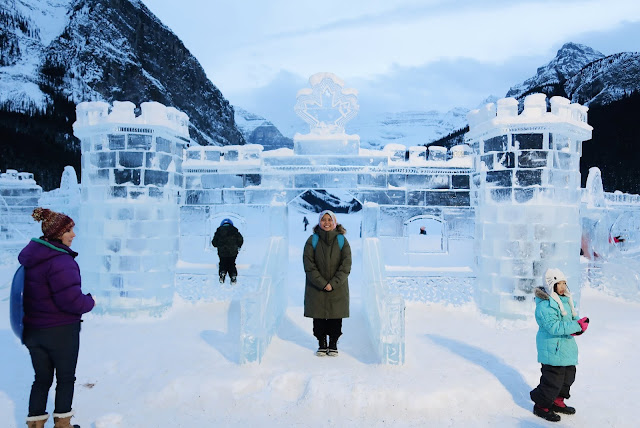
294, 72, 359, 135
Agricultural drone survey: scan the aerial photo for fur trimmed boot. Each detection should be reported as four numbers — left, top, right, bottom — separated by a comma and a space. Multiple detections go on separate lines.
53, 410, 80, 428
26, 414, 48, 428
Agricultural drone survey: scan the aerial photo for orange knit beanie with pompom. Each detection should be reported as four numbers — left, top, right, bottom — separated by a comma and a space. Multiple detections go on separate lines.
32, 207, 75, 240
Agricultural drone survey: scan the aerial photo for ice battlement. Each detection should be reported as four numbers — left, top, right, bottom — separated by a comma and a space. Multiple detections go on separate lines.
0, 169, 37, 185
182, 143, 472, 171
73, 101, 190, 138
466, 94, 591, 140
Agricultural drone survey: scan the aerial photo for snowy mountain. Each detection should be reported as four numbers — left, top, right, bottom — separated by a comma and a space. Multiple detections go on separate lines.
347, 107, 470, 150
0, 0, 244, 189
506, 42, 606, 101
566, 52, 640, 106
505, 42, 640, 108
234, 108, 293, 151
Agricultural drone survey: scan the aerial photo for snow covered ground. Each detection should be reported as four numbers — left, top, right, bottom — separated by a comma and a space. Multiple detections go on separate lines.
1, 223, 639, 427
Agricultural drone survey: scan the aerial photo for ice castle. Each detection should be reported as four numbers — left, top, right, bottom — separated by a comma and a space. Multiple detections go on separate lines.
3, 72, 639, 364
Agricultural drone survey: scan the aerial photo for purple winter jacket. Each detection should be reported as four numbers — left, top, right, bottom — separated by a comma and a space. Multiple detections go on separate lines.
18, 238, 95, 329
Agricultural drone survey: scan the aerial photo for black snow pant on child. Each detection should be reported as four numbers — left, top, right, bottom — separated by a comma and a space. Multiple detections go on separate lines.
530, 364, 576, 408
219, 256, 238, 278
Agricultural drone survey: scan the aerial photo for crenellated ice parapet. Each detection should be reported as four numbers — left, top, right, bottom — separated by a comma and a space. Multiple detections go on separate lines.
467, 94, 591, 141
74, 100, 190, 138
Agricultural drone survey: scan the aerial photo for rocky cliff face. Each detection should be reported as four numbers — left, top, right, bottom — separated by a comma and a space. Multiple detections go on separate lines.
234, 108, 293, 150
506, 42, 605, 101
0, 0, 244, 189
566, 52, 640, 106
505, 42, 640, 108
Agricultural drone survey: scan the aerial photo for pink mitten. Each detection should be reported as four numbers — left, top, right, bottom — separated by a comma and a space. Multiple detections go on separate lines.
572, 317, 589, 336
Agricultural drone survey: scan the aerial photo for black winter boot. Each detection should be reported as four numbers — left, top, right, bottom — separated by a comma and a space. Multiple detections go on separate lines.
316, 336, 328, 356
327, 336, 339, 356
552, 397, 576, 414
533, 404, 561, 422
219, 272, 226, 284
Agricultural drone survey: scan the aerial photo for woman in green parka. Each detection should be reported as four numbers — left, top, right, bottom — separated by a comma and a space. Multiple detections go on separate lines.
303, 210, 351, 357
530, 268, 590, 422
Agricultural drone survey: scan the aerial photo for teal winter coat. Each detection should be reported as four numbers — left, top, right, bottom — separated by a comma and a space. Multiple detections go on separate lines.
534, 287, 582, 366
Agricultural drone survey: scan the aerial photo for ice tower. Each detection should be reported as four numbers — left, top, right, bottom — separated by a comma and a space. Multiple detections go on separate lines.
467, 94, 592, 317
73, 101, 188, 315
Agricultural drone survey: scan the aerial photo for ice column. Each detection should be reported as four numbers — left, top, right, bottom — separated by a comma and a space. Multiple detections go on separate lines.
73, 101, 188, 315
467, 95, 592, 318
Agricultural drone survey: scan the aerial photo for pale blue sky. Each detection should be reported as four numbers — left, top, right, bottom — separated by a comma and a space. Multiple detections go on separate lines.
141, 0, 640, 132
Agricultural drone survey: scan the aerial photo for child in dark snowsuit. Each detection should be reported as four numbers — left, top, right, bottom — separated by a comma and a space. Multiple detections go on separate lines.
530, 268, 589, 422
211, 219, 243, 284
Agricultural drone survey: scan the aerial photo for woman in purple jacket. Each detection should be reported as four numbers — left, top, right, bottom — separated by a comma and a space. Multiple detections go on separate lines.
19, 208, 95, 428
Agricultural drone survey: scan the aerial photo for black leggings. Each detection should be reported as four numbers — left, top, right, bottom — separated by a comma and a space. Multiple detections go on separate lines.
313, 318, 342, 339
24, 322, 81, 416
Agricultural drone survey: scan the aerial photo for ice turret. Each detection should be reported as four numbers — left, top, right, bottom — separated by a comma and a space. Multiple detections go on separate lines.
466, 94, 592, 318
73, 101, 190, 315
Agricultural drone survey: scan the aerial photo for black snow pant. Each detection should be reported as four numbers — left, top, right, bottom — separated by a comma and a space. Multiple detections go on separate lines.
313, 318, 342, 340
219, 256, 238, 278
530, 364, 576, 409
24, 322, 81, 416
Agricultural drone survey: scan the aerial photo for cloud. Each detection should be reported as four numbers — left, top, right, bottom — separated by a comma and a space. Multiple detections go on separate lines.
142, 0, 640, 121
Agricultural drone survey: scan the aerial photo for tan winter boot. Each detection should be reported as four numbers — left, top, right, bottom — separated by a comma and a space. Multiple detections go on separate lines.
26, 414, 48, 428
53, 410, 79, 428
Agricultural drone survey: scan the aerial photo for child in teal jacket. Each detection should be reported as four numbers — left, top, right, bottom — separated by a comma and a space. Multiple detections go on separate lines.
530, 268, 589, 422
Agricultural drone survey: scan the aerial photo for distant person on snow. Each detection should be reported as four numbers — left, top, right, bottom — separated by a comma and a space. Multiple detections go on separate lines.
211, 219, 243, 284
529, 268, 589, 423
419, 226, 427, 235
19, 208, 95, 428
303, 210, 351, 357
303, 216, 309, 231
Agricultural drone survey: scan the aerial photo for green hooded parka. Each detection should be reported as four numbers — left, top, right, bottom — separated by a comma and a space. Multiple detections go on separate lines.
303, 224, 351, 319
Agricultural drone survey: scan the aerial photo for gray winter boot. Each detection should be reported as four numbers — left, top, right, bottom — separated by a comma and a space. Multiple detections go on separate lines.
26, 414, 48, 428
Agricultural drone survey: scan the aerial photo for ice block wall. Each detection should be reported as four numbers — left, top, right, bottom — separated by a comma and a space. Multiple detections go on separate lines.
240, 235, 288, 363
73, 101, 188, 315
362, 237, 405, 364
467, 94, 592, 318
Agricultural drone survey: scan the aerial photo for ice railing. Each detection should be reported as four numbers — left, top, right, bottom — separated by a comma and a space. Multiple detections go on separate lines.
362, 237, 405, 365
239, 236, 287, 363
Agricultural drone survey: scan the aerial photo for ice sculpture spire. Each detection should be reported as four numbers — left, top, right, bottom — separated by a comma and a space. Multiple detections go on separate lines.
293, 72, 360, 155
